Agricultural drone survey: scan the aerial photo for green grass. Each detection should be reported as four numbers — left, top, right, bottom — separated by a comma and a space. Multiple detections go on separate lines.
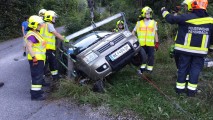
54, 41, 213, 119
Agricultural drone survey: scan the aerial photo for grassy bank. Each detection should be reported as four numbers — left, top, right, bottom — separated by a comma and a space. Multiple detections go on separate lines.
53, 41, 213, 119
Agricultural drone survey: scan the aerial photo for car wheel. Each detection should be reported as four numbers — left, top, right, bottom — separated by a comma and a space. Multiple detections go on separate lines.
131, 47, 147, 67
93, 79, 105, 93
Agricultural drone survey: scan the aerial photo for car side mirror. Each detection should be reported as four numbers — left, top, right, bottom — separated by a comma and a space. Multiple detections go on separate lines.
73, 47, 80, 55
68, 47, 80, 55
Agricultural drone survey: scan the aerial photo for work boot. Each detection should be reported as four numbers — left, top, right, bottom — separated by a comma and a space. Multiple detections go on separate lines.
23, 52, 26, 56
145, 70, 152, 74
175, 88, 185, 95
42, 79, 50, 87
0, 82, 4, 87
187, 89, 196, 97
43, 82, 50, 87
49, 83, 58, 92
31, 96, 46, 101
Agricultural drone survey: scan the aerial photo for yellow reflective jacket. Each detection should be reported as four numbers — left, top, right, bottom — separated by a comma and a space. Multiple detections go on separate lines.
40, 22, 56, 50
136, 20, 157, 46
25, 31, 46, 60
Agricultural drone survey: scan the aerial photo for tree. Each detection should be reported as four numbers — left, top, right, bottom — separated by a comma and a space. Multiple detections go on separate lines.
0, 0, 39, 40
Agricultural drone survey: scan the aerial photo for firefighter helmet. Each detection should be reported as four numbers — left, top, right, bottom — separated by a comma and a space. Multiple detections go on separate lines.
191, 0, 208, 10
182, 0, 193, 11
43, 10, 58, 22
116, 20, 124, 27
141, 6, 153, 18
28, 15, 44, 30
38, 9, 47, 17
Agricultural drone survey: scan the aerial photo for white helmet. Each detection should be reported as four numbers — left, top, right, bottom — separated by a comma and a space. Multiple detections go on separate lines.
38, 9, 47, 17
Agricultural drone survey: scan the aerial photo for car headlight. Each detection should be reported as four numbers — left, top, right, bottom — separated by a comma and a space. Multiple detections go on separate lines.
83, 52, 98, 64
123, 31, 132, 37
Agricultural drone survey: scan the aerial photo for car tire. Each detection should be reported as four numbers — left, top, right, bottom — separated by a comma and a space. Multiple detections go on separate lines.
131, 47, 147, 67
93, 79, 105, 93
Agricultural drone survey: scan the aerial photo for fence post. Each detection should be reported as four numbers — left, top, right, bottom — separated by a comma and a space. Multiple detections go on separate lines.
67, 54, 74, 80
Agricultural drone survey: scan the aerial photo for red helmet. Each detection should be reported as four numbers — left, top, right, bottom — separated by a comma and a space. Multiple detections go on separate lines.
191, 0, 208, 10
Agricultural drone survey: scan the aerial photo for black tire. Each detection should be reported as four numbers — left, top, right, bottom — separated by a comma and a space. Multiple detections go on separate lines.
92, 79, 105, 93
131, 47, 147, 67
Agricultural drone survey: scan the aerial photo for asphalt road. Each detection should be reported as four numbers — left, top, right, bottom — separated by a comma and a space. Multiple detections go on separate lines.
0, 27, 109, 120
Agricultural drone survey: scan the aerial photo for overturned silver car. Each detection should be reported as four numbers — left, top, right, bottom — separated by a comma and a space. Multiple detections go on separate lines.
60, 12, 145, 91
70, 30, 140, 80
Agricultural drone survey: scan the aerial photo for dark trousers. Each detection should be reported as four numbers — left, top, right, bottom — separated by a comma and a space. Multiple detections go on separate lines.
177, 54, 204, 92
174, 50, 180, 69
29, 60, 44, 98
174, 51, 190, 82
141, 46, 154, 71
45, 50, 58, 79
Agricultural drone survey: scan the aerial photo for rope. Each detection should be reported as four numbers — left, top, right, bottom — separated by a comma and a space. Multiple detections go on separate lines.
129, 64, 196, 120
141, 74, 196, 120
87, 0, 95, 23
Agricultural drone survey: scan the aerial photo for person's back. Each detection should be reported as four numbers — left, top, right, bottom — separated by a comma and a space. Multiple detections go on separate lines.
22, 17, 28, 35
161, 0, 213, 97
40, 10, 68, 89
164, 10, 213, 56
22, 16, 29, 56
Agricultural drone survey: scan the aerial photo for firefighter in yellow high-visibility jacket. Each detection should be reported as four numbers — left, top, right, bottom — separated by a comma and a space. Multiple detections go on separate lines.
132, 6, 159, 74
40, 10, 69, 85
113, 20, 124, 32
25, 15, 46, 101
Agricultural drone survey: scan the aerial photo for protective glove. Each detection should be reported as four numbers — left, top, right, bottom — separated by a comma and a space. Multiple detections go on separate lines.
169, 45, 175, 58
155, 42, 159, 51
64, 38, 69, 43
32, 56, 38, 66
161, 7, 169, 18
161, 7, 167, 12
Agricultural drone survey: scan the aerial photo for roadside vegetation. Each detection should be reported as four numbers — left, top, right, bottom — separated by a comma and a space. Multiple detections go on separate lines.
54, 40, 213, 119
53, 1, 213, 119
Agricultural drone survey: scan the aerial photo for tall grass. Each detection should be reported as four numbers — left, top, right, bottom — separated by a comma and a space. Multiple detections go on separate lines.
54, 41, 213, 119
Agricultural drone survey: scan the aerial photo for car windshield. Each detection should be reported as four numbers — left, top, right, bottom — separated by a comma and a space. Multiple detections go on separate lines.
73, 31, 112, 52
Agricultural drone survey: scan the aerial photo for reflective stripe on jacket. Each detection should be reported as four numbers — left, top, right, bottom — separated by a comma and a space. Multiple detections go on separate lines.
163, 11, 213, 57
40, 22, 56, 50
25, 31, 46, 60
136, 20, 156, 46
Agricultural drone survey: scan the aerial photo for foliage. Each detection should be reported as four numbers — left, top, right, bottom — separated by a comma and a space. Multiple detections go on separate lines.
0, 0, 87, 41
0, 0, 40, 40
1, 0, 212, 41
55, 41, 213, 119
53, 79, 109, 106
28, 0, 213, 119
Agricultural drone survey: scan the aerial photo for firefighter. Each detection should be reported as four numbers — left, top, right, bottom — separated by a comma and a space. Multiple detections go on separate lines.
25, 15, 46, 100
161, 0, 213, 97
21, 16, 29, 56
113, 20, 124, 32
132, 6, 159, 74
170, 0, 194, 81
38, 8, 51, 86
40, 10, 69, 86
38, 9, 47, 18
